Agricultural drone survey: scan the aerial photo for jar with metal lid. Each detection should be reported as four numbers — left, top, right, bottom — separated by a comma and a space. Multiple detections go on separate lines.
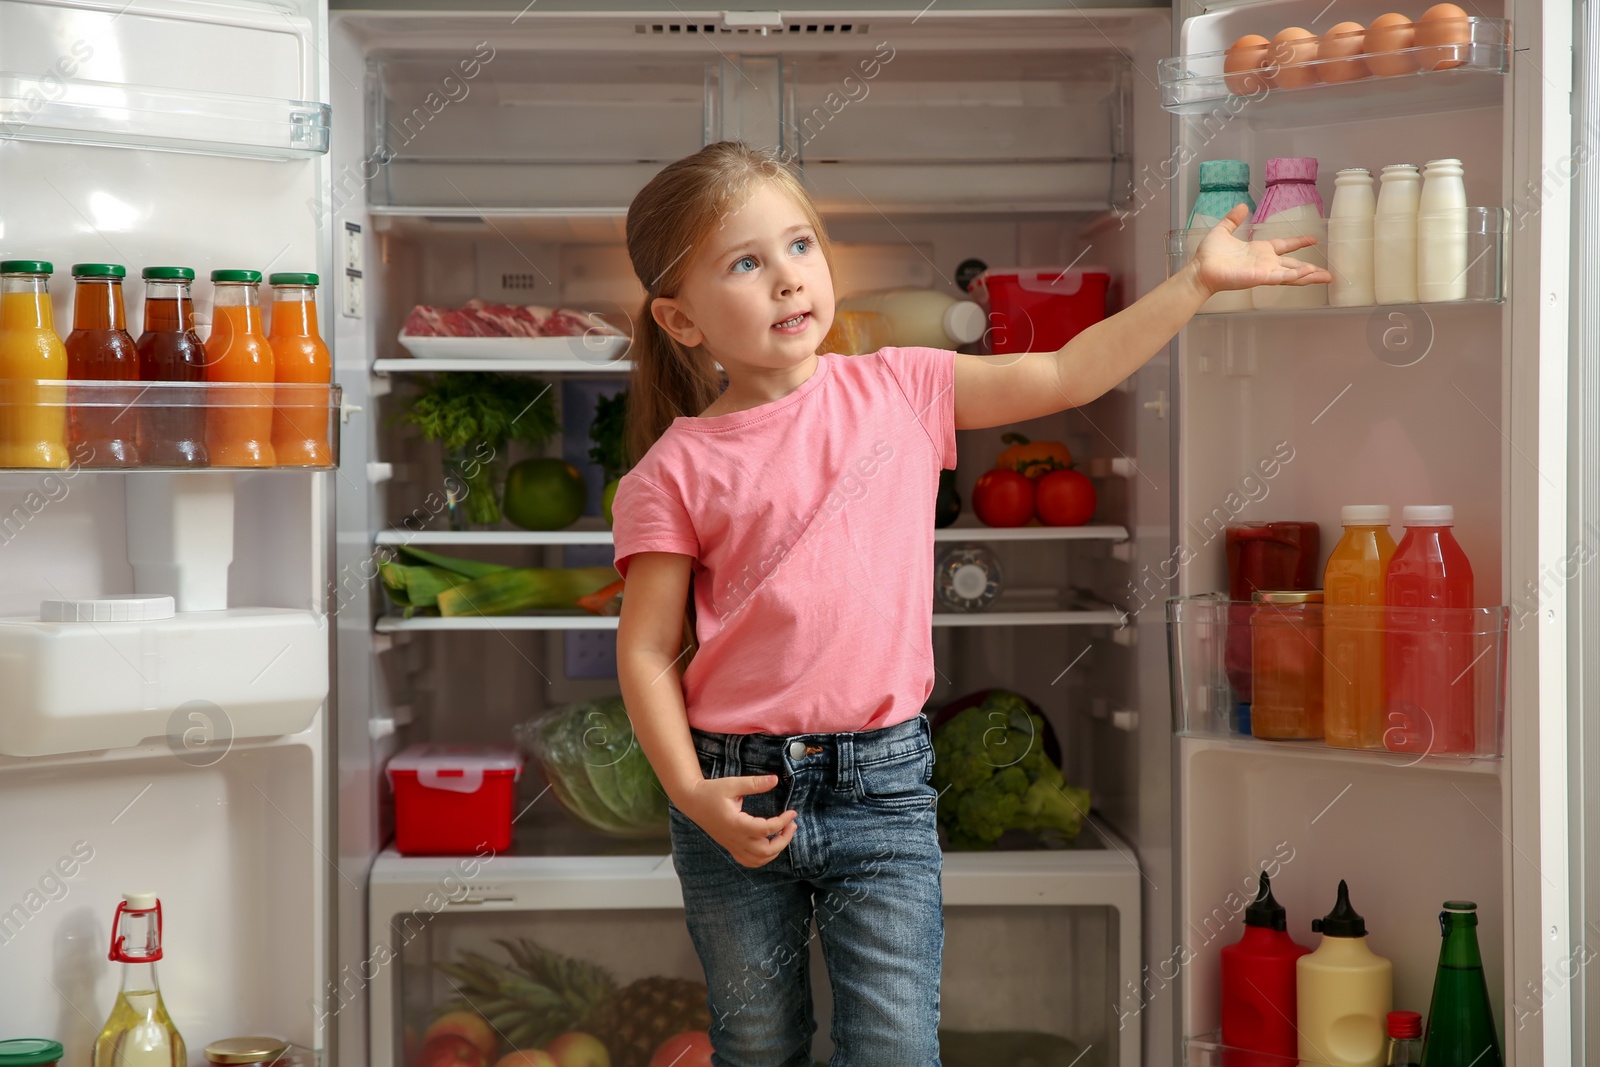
1250, 590, 1325, 740
204, 1038, 288, 1067
0, 1039, 64, 1067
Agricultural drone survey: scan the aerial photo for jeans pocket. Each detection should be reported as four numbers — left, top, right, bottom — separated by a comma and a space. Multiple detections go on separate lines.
695, 747, 720, 781
856, 746, 937, 811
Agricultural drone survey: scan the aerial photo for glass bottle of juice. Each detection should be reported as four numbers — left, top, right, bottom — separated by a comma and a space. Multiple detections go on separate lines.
266, 272, 332, 466
1324, 505, 1397, 749
135, 267, 209, 467
93, 893, 186, 1067
66, 263, 141, 467
1384, 506, 1476, 755
205, 269, 275, 467
0, 260, 70, 469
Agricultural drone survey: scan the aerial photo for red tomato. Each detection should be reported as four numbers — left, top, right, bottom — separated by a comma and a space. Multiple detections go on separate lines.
649, 1032, 712, 1067
972, 469, 1035, 527
414, 1036, 487, 1067
1035, 469, 1097, 526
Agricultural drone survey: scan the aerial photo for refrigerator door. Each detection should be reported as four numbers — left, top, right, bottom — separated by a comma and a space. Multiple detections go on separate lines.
1161, 0, 1576, 1064
0, 0, 335, 1061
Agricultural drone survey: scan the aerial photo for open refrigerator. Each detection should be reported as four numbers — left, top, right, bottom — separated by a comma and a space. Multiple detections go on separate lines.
0, 0, 1587, 1066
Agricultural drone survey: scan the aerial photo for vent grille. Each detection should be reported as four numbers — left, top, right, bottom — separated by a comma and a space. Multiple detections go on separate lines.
635, 21, 868, 35
501, 273, 540, 291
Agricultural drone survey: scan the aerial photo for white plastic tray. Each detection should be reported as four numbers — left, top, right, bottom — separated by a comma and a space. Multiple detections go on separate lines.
395, 334, 631, 363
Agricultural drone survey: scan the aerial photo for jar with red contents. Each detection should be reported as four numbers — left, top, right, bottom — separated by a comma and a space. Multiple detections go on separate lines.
1250, 590, 1325, 740
204, 1038, 288, 1067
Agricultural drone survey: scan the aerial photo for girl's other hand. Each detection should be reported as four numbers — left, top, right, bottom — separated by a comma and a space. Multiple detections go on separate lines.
1192, 203, 1334, 295
678, 774, 798, 868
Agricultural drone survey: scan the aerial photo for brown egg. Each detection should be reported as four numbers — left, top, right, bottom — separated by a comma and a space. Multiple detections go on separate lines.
1364, 12, 1418, 77
1266, 27, 1320, 89
1317, 22, 1369, 82
1415, 3, 1471, 70
1224, 34, 1272, 96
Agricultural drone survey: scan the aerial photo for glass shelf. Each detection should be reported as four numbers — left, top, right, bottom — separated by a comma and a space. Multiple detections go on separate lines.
1167, 208, 1506, 314
0, 380, 340, 472
0, 73, 330, 159
1166, 593, 1509, 761
1159, 17, 1510, 120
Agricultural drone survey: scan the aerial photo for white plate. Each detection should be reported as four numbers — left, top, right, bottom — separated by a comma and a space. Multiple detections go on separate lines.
395, 334, 631, 363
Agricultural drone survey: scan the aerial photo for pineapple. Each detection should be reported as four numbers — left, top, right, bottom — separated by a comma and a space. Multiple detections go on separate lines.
435, 937, 712, 1067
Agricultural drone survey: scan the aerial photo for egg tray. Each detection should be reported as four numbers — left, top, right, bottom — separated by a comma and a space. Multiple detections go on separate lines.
1158, 16, 1510, 113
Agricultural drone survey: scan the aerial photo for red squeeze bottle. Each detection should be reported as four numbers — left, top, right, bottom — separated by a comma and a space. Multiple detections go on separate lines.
1220, 872, 1311, 1064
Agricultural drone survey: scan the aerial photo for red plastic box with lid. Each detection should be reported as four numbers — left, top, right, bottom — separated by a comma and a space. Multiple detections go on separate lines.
385, 744, 524, 855
967, 267, 1112, 354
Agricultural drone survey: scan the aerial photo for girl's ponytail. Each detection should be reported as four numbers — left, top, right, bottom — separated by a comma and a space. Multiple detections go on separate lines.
623, 301, 721, 469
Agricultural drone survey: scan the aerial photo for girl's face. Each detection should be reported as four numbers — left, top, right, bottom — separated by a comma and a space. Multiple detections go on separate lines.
651, 182, 835, 372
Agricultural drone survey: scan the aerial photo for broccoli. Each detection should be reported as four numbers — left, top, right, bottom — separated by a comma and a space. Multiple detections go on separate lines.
931, 691, 1092, 850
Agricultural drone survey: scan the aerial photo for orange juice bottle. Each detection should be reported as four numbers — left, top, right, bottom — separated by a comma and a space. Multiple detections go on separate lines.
266, 272, 332, 466
204, 269, 275, 467
0, 260, 70, 468
1323, 505, 1396, 749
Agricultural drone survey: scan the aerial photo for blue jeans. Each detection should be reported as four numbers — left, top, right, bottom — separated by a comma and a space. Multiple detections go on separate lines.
669, 712, 944, 1067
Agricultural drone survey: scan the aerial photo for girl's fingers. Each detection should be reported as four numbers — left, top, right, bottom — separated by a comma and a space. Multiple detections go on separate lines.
721, 773, 781, 797
1268, 234, 1317, 254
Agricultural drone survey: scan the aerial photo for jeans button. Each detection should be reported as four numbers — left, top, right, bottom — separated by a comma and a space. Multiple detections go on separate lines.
787, 739, 806, 760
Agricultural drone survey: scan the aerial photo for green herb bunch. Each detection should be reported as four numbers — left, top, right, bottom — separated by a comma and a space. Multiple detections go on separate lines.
396, 373, 559, 525
587, 389, 629, 482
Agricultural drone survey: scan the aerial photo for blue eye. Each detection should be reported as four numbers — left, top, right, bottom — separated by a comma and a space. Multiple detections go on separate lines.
790, 236, 813, 254
731, 255, 757, 273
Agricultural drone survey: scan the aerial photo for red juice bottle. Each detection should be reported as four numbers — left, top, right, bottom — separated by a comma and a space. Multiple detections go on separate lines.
66, 263, 140, 467
134, 267, 209, 467
1384, 506, 1476, 754
1221, 871, 1311, 1064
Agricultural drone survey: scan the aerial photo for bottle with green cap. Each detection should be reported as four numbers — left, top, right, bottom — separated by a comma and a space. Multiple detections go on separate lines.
266, 272, 332, 466
0, 1040, 63, 1067
0, 260, 70, 468
204, 269, 275, 467
66, 263, 140, 467
135, 267, 209, 467
1420, 901, 1502, 1067
1185, 160, 1256, 313
1298, 880, 1393, 1067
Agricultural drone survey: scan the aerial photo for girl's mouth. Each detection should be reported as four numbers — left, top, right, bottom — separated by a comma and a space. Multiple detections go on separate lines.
771, 312, 810, 334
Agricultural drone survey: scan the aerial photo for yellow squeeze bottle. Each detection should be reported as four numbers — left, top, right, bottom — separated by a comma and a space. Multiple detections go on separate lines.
1298, 880, 1393, 1067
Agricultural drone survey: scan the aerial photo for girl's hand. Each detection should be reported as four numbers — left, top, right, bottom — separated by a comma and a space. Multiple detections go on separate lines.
678, 774, 798, 868
1192, 203, 1334, 295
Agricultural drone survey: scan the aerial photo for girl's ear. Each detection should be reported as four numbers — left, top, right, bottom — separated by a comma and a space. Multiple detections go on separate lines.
651, 296, 704, 349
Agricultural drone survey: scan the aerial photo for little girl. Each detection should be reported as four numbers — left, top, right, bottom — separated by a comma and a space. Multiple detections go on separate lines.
611, 141, 1326, 1067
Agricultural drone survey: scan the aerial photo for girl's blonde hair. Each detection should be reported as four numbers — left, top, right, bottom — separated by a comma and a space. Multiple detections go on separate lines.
622, 141, 834, 466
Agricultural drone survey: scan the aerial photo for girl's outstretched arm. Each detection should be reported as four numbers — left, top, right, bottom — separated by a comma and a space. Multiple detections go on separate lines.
617, 551, 798, 868
952, 203, 1333, 430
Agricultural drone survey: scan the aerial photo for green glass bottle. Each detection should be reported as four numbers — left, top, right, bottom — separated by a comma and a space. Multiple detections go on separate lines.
1420, 901, 1502, 1067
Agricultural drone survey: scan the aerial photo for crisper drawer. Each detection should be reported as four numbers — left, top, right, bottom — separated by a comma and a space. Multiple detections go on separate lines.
366, 50, 713, 212
375, 902, 1122, 1067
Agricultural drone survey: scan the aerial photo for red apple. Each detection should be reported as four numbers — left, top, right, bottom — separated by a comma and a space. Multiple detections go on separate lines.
648, 1032, 712, 1067
416, 1036, 487, 1067
423, 1012, 499, 1062
546, 1033, 610, 1067
492, 1053, 557, 1067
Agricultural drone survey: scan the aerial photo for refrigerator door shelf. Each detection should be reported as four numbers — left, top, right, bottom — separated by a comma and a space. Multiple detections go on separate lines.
0, 607, 328, 757
1159, 17, 1510, 119
0, 73, 330, 158
1166, 593, 1509, 761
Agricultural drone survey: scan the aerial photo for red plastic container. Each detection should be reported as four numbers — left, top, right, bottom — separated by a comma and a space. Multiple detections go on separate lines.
968, 267, 1111, 354
385, 744, 523, 856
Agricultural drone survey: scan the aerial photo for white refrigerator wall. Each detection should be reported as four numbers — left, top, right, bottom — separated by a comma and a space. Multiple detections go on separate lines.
0, 0, 336, 1058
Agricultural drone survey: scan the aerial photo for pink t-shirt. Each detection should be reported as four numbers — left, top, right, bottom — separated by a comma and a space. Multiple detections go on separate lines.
611, 348, 957, 736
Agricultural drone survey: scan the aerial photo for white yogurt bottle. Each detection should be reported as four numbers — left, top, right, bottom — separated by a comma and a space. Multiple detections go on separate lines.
1327, 168, 1377, 307
1417, 158, 1468, 302
1373, 164, 1421, 305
